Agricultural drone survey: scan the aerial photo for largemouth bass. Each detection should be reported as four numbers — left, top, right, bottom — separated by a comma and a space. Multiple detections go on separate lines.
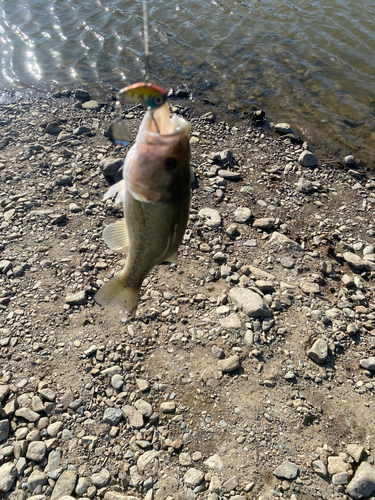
95, 101, 191, 315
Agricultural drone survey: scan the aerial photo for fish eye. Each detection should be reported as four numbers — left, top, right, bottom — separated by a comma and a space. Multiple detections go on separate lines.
165, 157, 178, 170
154, 96, 163, 105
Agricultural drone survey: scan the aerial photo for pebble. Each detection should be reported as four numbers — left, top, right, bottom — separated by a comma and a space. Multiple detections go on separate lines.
280, 257, 295, 269
332, 472, 349, 485
184, 468, 205, 488
217, 170, 242, 181
219, 313, 241, 329
161, 402, 176, 413
65, 290, 87, 306
0, 419, 9, 440
136, 378, 150, 392
229, 288, 272, 318
198, 208, 221, 227
347, 444, 364, 462
275, 123, 292, 134
300, 281, 320, 294
343, 252, 365, 270
312, 460, 327, 477
223, 476, 238, 492
359, 357, 375, 371
91, 468, 111, 487
296, 177, 314, 193
103, 407, 123, 425
347, 462, 375, 499
134, 399, 153, 418
234, 207, 252, 223
216, 355, 240, 373
252, 217, 275, 230
179, 452, 192, 466
267, 231, 303, 252
15, 408, 40, 422
111, 374, 124, 389
211, 345, 225, 359
307, 338, 328, 364
273, 461, 299, 479
27, 470, 47, 492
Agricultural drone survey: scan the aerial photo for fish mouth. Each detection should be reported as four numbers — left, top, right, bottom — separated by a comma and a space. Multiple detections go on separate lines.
146, 101, 191, 138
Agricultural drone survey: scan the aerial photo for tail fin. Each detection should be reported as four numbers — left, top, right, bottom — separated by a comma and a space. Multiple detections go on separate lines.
94, 273, 140, 315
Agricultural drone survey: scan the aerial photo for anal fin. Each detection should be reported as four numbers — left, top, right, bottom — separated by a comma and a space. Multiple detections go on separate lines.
94, 273, 140, 316
164, 251, 178, 265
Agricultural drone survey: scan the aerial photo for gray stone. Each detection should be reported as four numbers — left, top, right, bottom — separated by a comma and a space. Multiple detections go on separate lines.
300, 281, 320, 294
198, 208, 221, 227
0, 419, 9, 441
229, 288, 272, 318
0, 462, 17, 492
15, 408, 40, 422
137, 449, 158, 472
82, 100, 101, 110
347, 462, 375, 499
216, 355, 240, 373
134, 399, 153, 418
160, 402, 176, 413
103, 407, 123, 425
122, 406, 144, 428
136, 379, 150, 392
75, 477, 90, 496
273, 461, 299, 479
252, 217, 275, 230
296, 177, 314, 193
332, 472, 349, 486
65, 290, 87, 306
307, 339, 328, 364
61, 388, 75, 409
45, 448, 62, 472
298, 150, 318, 167
26, 441, 47, 462
28, 470, 47, 492
344, 155, 356, 166
217, 170, 241, 181
69, 203, 82, 213
347, 444, 365, 463
184, 468, 204, 488
47, 421, 63, 437
212, 345, 225, 359
312, 460, 327, 477
343, 252, 365, 270
0, 385, 9, 402
359, 357, 375, 371
99, 157, 123, 178
267, 231, 302, 252
45, 122, 61, 135
219, 313, 241, 329
179, 452, 192, 466
31, 395, 44, 413
234, 207, 252, 223
51, 471, 78, 500
223, 476, 239, 492
92, 468, 111, 488
281, 257, 295, 269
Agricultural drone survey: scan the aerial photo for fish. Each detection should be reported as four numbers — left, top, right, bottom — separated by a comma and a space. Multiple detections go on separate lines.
94, 101, 191, 315
117, 82, 168, 110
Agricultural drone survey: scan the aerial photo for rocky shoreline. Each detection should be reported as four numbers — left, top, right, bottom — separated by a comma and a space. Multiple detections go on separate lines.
0, 89, 375, 500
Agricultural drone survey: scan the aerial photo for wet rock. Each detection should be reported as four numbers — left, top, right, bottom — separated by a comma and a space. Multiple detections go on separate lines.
298, 151, 318, 167
75, 89, 90, 101
0, 462, 17, 492
307, 339, 328, 364
345, 155, 356, 166
216, 355, 240, 373
346, 462, 375, 499
229, 288, 272, 318
275, 123, 292, 135
198, 208, 221, 227
273, 461, 299, 479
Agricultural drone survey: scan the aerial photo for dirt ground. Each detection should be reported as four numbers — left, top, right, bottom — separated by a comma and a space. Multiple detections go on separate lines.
0, 89, 375, 500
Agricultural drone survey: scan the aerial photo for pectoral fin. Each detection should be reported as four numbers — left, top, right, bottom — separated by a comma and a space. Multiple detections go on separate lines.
164, 251, 178, 265
103, 179, 126, 205
103, 220, 129, 250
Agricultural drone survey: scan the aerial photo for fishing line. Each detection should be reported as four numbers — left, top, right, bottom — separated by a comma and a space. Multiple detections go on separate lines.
143, 0, 151, 82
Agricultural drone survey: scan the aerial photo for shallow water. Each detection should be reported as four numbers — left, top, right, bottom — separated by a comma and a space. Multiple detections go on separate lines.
1, 0, 375, 164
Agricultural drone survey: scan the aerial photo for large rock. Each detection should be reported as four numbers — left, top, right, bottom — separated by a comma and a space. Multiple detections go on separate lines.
198, 208, 221, 227
343, 252, 365, 270
229, 288, 272, 318
184, 468, 205, 488
51, 470, 78, 500
0, 462, 17, 492
99, 157, 123, 179
347, 462, 375, 499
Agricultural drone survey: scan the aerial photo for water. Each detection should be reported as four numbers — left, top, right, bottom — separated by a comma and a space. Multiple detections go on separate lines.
1, 0, 375, 165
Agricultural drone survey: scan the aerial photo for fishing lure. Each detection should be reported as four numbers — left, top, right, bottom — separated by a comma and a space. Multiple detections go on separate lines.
117, 82, 168, 110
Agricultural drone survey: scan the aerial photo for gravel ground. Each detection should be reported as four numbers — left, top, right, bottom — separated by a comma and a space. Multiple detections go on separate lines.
0, 89, 375, 500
